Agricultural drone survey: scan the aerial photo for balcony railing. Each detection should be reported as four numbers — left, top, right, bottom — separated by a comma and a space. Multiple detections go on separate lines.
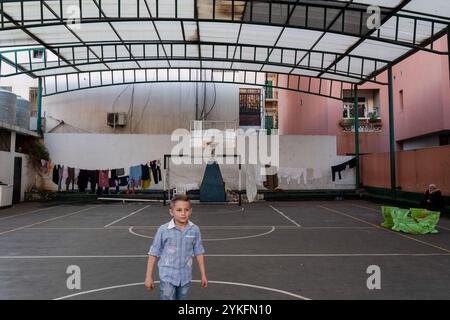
338, 118, 382, 132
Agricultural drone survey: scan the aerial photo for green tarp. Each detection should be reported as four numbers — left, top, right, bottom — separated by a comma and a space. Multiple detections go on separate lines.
381, 206, 440, 234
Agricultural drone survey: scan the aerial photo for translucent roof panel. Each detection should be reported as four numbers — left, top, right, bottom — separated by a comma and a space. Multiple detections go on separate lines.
402, 0, 450, 18
277, 29, 323, 50
71, 23, 120, 42
0, 29, 37, 47
0, 0, 448, 89
27, 25, 80, 45
349, 40, 410, 61
153, 21, 184, 41
111, 22, 159, 41
339, 0, 402, 6
314, 33, 360, 54
199, 22, 240, 43
238, 24, 281, 47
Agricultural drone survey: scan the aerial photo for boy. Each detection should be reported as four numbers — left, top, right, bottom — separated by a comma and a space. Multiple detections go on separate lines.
145, 194, 208, 300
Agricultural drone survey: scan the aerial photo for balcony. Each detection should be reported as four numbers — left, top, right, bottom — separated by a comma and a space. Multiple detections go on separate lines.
338, 118, 382, 132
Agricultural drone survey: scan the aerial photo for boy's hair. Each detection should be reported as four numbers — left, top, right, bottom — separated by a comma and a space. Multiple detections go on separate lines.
170, 194, 191, 208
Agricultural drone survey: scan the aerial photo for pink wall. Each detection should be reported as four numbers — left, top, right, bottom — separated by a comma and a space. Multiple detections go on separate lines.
279, 35, 450, 146
361, 145, 450, 196
278, 86, 342, 136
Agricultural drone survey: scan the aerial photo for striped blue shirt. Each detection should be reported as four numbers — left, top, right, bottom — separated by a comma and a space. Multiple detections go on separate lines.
148, 219, 205, 286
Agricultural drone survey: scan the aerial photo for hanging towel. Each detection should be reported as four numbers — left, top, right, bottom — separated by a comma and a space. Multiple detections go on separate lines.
98, 170, 110, 188
129, 165, 142, 189
115, 168, 125, 176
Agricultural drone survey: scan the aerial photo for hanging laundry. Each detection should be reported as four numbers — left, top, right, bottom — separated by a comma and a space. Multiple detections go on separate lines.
115, 168, 125, 176
62, 166, 69, 184
74, 168, 80, 186
77, 170, 89, 192
98, 170, 110, 188
129, 165, 142, 189
66, 167, 75, 191
57, 165, 64, 191
52, 165, 59, 185
141, 164, 151, 189
263, 165, 279, 190
348, 157, 357, 169
118, 176, 129, 187
150, 160, 162, 184
109, 169, 120, 193
331, 158, 356, 181
87, 170, 99, 194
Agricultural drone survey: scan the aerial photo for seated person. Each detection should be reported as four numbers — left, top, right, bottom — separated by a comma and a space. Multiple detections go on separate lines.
420, 184, 445, 212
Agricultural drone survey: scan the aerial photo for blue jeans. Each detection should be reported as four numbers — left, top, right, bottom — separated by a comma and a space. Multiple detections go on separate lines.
159, 281, 191, 300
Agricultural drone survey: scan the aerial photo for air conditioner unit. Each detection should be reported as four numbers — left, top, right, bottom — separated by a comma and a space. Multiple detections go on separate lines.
107, 112, 127, 127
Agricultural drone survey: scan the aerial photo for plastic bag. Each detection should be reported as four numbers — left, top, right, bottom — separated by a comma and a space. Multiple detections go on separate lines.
381, 206, 397, 228
387, 208, 440, 234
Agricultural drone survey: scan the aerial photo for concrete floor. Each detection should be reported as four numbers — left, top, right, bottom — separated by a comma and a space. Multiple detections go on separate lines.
0, 200, 449, 300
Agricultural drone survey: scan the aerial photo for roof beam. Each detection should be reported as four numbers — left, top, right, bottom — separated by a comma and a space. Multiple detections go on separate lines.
317, 0, 414, 78
259, 0, 301, 72
91, 0, 142, 69
0, 9, 82, 73
41, 1, 111, 72
142, 0, 171, 68
40, 68, 346, 101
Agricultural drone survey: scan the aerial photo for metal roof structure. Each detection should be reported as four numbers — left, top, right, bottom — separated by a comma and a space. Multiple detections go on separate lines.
0, 0, 448, 98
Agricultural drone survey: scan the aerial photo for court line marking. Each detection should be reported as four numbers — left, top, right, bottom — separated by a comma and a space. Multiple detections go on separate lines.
0, 253, 448, 259
103, 205, 151, 228
269, 205, 301, 227
351, 204, 450, 231
53, 280, 310, 300
0, 206, 100, 237
129, 226, 276, 241
0, 205, 60, 221
318, 205, 450, 253
26, 226, 376, 230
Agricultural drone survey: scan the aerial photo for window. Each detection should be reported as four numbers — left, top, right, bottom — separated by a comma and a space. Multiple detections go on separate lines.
239, 88, 261, 126
0, 130, 11, 152
239, 89, 261, 113
343, 97, 366, 118
32, 50, 45, 59
29, 87, 38, 116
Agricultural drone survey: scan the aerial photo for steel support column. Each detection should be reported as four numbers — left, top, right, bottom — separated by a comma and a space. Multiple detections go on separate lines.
353, 84, 360, 189
37, 77, 43, 135
388, 65, 397, 198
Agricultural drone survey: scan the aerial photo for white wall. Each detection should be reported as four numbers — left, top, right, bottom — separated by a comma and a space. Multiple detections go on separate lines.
42, 133, 355, 191
0, 132, 37, 202
0, 67, 37, 99
42, 82, 253, 134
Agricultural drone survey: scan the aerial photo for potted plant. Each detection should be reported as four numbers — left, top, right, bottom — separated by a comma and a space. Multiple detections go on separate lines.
368, 112, 382, 129
338, 118, 354, 130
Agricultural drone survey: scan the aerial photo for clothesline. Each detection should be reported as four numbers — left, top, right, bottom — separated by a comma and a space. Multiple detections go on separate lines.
40, 159, 163, 194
